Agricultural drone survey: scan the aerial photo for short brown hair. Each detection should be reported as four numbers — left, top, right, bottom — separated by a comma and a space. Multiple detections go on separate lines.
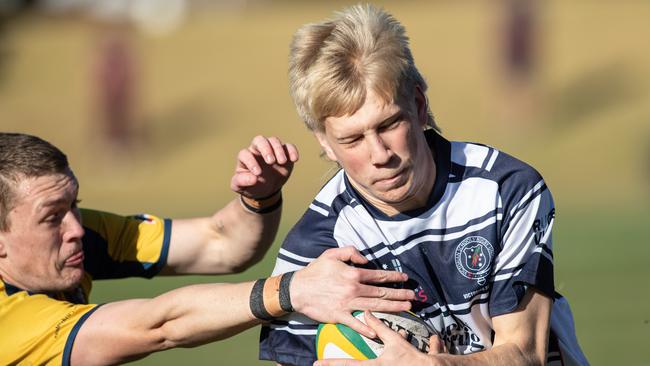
0, 133, 69, 231
288, 4, 438, 132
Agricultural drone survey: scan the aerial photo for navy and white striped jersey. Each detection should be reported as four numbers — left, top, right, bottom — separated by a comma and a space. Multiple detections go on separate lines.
260, 131, 588, 366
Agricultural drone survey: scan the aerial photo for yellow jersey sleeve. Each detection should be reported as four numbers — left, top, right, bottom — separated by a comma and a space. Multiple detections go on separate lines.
80, 208, 172, 279
0, 281, 100, 366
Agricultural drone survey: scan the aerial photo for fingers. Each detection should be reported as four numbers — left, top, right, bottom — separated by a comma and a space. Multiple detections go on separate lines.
428, 334, 446, 355
249, 135, 280, 165
349, 285, 414, 312
233, 135, 299, 196
355, 268, 409, 285
249, 135, 298, 165
355, 285, 415, 301
285, 142, 300, 162
237, 148, 264, 176
351, 299, 412, 313
267, 136, 287, 164
338, 313, 377, 339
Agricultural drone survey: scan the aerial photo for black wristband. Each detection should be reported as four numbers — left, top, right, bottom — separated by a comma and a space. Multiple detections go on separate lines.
249, 279, 274, 321
279, 271, 295, 313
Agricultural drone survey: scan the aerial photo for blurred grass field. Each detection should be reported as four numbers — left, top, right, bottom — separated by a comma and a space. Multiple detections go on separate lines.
1, 1, 649, 365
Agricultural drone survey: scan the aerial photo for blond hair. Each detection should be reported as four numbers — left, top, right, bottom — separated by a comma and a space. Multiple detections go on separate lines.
289, 4, 438, 132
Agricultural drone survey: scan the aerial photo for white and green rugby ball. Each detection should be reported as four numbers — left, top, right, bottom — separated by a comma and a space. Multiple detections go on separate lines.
316, 311, 436, 360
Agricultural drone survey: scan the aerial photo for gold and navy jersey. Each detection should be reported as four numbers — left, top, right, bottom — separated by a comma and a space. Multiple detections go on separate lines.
0, 209, 171, 366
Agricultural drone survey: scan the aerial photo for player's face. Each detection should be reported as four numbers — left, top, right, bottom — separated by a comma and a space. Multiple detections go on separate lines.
316, 89, 435, 212
0, 171, 85, 292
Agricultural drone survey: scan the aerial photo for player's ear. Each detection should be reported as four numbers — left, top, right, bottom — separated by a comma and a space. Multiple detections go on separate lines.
314, 131, 337, 162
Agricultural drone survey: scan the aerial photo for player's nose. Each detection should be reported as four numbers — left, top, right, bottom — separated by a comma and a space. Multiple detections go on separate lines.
369, 135, 392, 166
63, 211, 85, 242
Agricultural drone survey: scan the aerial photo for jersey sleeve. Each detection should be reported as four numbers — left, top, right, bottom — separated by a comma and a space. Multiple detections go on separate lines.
0, 289, 99, 366
489, 157, 556, 317
80, 208, 172, 280
259, 206, 339, 366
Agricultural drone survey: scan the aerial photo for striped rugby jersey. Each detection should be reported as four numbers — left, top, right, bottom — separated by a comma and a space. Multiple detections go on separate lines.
260, 130, 588, 365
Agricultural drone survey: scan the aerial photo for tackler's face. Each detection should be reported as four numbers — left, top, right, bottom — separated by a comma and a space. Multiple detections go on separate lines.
0, 171, 85, 292
315, 89, 435, 211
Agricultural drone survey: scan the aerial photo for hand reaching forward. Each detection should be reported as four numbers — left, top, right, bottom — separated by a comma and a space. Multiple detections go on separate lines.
230, 135, 299, 199
313, 310, 447, 366
290, 247, 416, 339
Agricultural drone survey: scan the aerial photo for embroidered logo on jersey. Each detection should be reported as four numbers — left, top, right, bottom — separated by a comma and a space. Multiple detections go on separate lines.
454, 236, 494, 285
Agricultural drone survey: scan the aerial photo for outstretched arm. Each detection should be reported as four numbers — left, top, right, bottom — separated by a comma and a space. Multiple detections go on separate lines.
162, 135, 298, 275
70, 247, 415, 365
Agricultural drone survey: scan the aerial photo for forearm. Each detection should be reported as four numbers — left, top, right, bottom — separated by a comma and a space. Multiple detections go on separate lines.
151, 282, 262, 346
74, 247, 416, 365
165, 197, 281, 274
429, 289, 550, 366
73, 282, 263, 365
218, 194, 282, 272
429, 343, 539, 366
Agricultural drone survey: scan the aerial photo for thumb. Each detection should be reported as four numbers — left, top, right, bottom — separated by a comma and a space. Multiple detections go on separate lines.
363, 311, 401, 343
346, 249, 370, 265
231, 172, 258, 191
322, 247, 368, 264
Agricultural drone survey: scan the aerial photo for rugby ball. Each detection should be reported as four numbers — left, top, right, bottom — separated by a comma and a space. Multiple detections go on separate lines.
315, 311, 435, 360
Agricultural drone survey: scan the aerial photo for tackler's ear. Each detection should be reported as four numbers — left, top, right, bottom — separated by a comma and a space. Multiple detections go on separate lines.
315, 131, 338, 162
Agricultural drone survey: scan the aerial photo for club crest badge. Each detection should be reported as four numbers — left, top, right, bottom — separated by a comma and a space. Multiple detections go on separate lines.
454, 236, 494, 285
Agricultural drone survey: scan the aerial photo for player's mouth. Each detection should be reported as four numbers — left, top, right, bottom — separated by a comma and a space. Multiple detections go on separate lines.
374, 168, 407, 188
65, 251, 85, 267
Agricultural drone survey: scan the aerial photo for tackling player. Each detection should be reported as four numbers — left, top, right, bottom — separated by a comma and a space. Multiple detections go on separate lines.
0, 132, 415, 365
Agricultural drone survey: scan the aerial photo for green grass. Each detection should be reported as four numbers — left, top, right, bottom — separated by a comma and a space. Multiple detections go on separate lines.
554, 208, 650, 365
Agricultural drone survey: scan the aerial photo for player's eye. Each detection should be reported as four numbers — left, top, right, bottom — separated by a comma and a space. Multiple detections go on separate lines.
379, 117, 402, 132
340, 136, 362, 147
44, 212, 64, 224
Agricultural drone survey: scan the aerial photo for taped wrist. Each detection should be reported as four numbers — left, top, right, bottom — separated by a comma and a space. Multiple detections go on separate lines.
249, 271, 296, 321
249, 279, 273, 321
279, 270, 295, 313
